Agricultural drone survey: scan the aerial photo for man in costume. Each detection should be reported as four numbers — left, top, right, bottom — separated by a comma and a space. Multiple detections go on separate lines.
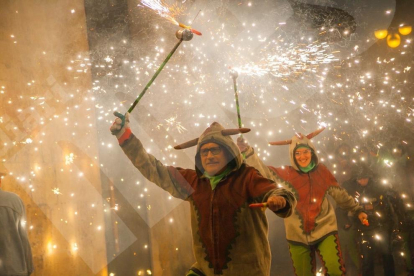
237, 128, 367, 276
110, 113, 296, 276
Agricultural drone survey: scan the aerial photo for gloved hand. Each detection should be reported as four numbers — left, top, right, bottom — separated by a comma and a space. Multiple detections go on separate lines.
110, 111, 130, 139
237, 136, 248, 153
358, 212, 368, 226
267, 196, 287, 212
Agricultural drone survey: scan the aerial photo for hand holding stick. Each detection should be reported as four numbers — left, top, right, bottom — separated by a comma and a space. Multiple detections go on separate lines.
358, 212, 369, 226
249, 196, 287, 212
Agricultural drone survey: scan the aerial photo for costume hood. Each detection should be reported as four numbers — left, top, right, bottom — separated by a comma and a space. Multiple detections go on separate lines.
288, 134, 319, 171
269, 127, 325, 171
174, 122, 250, 176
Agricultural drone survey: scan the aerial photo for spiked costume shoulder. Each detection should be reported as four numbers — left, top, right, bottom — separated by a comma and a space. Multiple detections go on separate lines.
119, 122, 296, 276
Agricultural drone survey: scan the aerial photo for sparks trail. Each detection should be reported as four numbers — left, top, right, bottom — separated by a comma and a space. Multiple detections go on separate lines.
139, 0, 182, 25
234, 41, 339, 79
139, 0, 202, 35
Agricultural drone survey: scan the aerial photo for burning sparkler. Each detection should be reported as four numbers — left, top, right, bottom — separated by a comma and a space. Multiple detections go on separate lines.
125, 28, 193, 116
140, 0, 202, 35
111, 28, 196, 127
110, 1, 203, 126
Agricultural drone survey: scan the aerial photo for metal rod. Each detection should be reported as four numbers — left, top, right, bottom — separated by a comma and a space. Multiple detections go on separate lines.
128, 38, 184, 113
230, 70, 242, 129
233, 78, 242, 128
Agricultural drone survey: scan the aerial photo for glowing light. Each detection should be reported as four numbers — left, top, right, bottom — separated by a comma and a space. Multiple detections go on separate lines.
52, 188, 62, 195
387, 33, 401, 48
399, 25, 412, 36
65, 153, 75, 165
374, 29, 388, 39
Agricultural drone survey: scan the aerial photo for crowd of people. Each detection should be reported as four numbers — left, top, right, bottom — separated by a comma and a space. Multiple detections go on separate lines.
111, 112, 414, 276
1, 114, 413, 276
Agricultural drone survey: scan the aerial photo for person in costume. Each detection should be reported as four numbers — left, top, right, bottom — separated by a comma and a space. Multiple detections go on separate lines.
237, 128, 367, 276
340, 165, 401, 276
376, 144, 414, 275
110, 113, 296, 276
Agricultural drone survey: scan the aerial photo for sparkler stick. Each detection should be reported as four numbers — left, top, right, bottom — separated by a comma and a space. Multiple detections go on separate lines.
113, 29, 195, 127
229, 69, 242, 129
127, 29, 193, 114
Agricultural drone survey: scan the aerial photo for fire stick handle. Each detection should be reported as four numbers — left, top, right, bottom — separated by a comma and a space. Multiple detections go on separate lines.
128, 39, 184, 114
233, 78, 242, 129
249, 203, 268, 208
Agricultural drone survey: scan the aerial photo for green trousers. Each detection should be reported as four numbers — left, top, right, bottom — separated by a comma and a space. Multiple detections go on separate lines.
186, 268, 205, 276
288, 234, 345, 276
186, 270, 200, 276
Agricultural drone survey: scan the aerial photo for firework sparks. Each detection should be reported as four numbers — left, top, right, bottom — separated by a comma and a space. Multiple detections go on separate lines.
65, 153, 75, 165
52, 188, 62, 195
157, 116, 187, 133
139, 0, 183, 25
234, 42, 339, 79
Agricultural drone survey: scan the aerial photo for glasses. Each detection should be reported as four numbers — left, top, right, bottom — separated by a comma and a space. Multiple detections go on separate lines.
200, 146, 222, 157
295, 150, 311, 157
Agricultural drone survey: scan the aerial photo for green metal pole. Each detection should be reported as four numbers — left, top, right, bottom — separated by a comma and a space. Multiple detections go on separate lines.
233, 77, 242, 129
128, 38, 183, 113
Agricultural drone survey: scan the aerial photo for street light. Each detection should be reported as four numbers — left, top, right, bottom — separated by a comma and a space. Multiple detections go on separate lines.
374, 24, 412, 48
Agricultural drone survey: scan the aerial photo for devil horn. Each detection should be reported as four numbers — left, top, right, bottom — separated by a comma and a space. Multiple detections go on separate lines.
221, 128, 251, 136
306, 127, 326, 139
269, 139, 292, 146
174, 138, 199, 150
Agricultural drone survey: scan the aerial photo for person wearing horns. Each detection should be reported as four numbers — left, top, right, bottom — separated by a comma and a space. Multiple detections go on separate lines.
237, 128, 368, 276
110, 113, 296, 276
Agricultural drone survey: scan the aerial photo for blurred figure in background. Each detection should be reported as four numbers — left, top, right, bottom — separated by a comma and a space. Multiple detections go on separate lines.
0, 164, 33, 276
334, 143, 357, 184
386, 144, 414, 275
342, 165, 402, 276
358, 146, 378, 173
332, 143, 360, 275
